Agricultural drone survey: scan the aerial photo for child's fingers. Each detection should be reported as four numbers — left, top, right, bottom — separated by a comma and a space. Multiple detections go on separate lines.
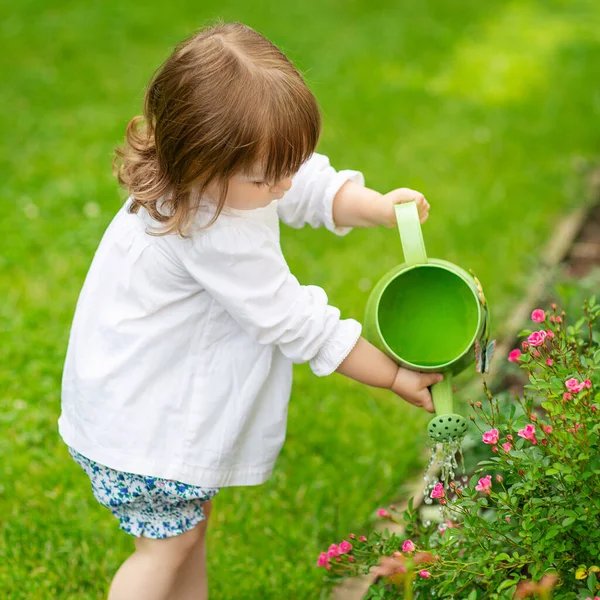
420, 390, 435, 413
422, 373, 444, 388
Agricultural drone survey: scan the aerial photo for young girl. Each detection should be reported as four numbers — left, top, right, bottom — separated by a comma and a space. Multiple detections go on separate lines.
59, 22, 442, 600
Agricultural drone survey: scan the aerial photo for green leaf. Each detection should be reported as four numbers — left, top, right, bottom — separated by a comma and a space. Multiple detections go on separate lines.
562, 517, 576, 526
588, 571, 598, 594
497, 579, 518, 592
495, 553, 511, 561
468, 589, 478, 600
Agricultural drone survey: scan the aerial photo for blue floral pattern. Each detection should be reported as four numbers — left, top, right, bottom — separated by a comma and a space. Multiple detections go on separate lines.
69, 448, 219, 539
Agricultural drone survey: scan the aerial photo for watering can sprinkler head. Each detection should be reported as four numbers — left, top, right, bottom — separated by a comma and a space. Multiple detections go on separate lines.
426, 376, 468, 442
427, 413, 468, 442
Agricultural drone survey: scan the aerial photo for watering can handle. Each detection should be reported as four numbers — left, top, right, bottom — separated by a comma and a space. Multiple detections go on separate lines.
395, 202, 427, 266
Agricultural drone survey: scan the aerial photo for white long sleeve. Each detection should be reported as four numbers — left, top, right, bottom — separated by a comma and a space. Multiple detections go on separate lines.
277, 152, 365, 235
179, 218, 361, 376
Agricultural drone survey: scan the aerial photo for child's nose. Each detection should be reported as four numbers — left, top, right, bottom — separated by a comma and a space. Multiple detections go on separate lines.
271, 177, 293, 194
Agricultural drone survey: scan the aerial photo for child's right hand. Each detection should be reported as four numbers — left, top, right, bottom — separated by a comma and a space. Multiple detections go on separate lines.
390, 367, 443, 413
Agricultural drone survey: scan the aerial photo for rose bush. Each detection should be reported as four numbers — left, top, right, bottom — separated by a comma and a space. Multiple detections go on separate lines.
317, 300, 600, 599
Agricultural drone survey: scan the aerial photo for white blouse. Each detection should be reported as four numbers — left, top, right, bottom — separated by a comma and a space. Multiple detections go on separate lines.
59, 153, 364, 487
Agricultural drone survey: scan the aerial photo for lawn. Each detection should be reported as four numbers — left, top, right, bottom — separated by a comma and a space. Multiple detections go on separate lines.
1, 0, 599, 598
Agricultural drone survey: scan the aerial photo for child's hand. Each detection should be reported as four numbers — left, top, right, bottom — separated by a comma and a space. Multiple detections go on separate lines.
380, 188, 430, 227
390, 367, 443, 413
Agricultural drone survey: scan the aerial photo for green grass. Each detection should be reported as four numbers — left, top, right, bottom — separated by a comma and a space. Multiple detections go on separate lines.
1, 0, 600, 598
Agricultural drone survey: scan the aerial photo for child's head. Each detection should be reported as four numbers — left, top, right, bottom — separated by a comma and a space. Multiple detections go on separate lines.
116, 22, 321, 234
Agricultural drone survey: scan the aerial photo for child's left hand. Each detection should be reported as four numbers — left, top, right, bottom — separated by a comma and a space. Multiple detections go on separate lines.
379, 188, 430, 228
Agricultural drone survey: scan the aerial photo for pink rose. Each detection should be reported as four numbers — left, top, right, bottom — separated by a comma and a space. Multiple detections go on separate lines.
531, 309, 546, 323
377, 508, 390, 518
546, 359, 554, 366
359, 536, 367, 542
317, 552, 329, 567
546, 329, 555, 339
327, 544, 340, 557
584, 379, 592, 389
402, 540, 415, 553
565, 378, 584, 393
502, 442, 512, 452
563, 392, 572, 401
518, 424, 537, 444
508, 349, 522, 363
419, 570, 431, 578
496, 474, 503, 483
527, 330, 547, 347
430, 483, 445, 499
543, 426, 553, 434
482, 428, 500, 445
339, 540, 353, 554
475, 475, 492, 494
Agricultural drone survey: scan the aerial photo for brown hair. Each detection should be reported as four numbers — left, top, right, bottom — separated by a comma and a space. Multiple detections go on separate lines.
114, 22, 321, 235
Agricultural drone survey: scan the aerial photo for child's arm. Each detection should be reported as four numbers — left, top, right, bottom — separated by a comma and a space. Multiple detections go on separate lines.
336, 337, 442, 413
332, 181, 430, 228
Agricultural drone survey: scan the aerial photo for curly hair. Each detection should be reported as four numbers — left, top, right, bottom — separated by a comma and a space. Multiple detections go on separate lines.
114, 22, 321, 235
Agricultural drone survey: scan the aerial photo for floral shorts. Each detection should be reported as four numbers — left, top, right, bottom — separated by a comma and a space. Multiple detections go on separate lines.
69, 448, 219, 539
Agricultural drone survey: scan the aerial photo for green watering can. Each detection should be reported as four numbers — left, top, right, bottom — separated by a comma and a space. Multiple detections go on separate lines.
365, 202, 494, 442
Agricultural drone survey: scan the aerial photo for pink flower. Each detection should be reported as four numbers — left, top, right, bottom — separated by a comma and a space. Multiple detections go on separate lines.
546, 359, 554, 366
584, 379, 592, 389
522, 341, 529, 350
531, 309, 546, 322
327, 544, 340, 558
556, 316, 562, 323
550, 315, 556, 323
402, 540, 415, 553
534, 350, 541, 358
482, 428, 500, 445
563, 392, 572, 401
419, 570, 431, 579
348, 556, 355, 562
546, 329, 555, 339
506, 516, 511, 522
430, 482, 445, 499
317, 552, 329, 567
502, 442, 512, 452
543, 426, 553, 434
566, 378, 584, 393
492, 446, 498, 453
508, 349, 522, 363
336, 557, 342, 563
496, 474, 503, 483
359, 536, 367, 542
528, 330, 547, 347
349, 533, 356, 539
339, 540, 353, 554
475, 475, 492, 494
518, 424, 537, 444
506, 434, 513, 441
377, 508, 390, 518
